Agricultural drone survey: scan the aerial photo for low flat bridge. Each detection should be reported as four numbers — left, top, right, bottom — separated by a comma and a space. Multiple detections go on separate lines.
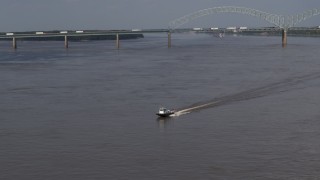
0, 29, 170, 49
169, 6, 320, 47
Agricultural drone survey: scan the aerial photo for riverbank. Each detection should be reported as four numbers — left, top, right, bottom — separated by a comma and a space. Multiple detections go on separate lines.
210, 27, 320, 37
180, 26, 320, 37
240, 29, 320, 37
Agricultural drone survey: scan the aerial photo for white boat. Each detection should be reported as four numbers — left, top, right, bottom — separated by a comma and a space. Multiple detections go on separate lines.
156, 107, 175, 117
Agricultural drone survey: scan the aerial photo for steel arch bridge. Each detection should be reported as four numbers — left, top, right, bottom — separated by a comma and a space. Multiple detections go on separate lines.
169, 6, 320, 30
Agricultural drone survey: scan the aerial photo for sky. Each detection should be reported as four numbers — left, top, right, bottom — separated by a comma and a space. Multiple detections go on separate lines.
0, 0, 320, 32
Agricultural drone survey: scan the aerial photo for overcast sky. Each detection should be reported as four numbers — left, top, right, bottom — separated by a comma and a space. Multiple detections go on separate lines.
0, 0, 319, 31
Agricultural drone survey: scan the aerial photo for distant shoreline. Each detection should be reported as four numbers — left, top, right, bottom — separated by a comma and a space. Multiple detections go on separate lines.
239, 29, 320, 37
193, 27, 320, 37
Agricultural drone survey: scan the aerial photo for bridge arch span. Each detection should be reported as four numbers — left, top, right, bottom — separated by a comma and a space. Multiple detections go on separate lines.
169, 6, 320, 30
290, 8, 320, 27
169, 6, 281, 29
169, 6, 320, 46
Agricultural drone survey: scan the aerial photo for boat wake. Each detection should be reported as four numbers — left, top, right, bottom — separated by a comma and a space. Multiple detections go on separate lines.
173, 72, 320, 116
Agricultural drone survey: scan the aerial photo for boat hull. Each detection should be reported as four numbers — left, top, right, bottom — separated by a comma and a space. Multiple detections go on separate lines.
156, 112, 174, 117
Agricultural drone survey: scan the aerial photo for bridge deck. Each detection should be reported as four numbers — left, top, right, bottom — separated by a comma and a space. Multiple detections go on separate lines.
0, 30, 169, 39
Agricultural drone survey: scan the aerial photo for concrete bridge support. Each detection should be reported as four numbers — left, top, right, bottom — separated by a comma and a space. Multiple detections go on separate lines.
282, 29, 287, 47
168, 32, 171, 48
116, 34, 120, 49
12, 37, 17, 49
64, 36, 69, 48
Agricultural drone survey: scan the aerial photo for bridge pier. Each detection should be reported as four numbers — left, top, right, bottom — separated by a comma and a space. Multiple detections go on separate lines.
116, 34, 120, 49
64, 35, 69, 48
282, 29, 287, 47
168, 32, 171, 48
12, 37, 17, 49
